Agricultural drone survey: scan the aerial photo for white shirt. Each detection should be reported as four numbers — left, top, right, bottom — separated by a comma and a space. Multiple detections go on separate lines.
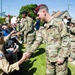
63, 19, 69, 24
11, 16, 17, 24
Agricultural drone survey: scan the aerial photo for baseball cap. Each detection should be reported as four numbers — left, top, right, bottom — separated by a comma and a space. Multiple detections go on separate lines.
34, 4, 43, 13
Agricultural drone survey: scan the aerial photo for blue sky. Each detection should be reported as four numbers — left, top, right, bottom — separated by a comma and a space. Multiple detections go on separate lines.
0, 0, 75, 19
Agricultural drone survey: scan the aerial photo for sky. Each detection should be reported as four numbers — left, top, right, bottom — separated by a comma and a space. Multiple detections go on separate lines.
0, 0, 75, 19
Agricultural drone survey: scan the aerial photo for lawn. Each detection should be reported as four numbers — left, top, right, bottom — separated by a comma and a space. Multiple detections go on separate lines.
20, 44, 75, 75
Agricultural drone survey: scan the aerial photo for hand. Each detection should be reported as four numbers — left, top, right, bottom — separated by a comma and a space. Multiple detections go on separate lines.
13, 49, 18, 53
10, 30, 16, 35
16, 32, 20, 36
56, 58, 64, 65
21, 52, 30, 61
18, 52, 30, 65
24, 52, 31, 58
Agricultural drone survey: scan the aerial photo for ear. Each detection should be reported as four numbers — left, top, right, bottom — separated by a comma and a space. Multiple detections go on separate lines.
42, 9, 46, 13
42, 9, 46, 16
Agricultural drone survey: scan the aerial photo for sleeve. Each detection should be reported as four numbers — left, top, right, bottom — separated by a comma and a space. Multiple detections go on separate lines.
20, 18, 33, 35
57, 20, 70, 61
26, 31, 43, 53
70, 27, 75, 34
0, 58, 19, 74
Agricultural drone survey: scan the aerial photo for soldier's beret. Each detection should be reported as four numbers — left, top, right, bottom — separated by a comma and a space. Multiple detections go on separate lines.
20, 11, 27, 15
34, 4, 43, 13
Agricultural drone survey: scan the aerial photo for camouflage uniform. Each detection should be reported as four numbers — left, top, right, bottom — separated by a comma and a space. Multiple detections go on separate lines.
20, 16, 35, 49
69, 26, 75, 59
0, 35, 19, 75
26, 18, 70, 75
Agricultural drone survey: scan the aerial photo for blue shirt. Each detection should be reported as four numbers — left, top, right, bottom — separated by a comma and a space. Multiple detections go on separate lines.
35, 20, 40, 30
2, 29, 10, 36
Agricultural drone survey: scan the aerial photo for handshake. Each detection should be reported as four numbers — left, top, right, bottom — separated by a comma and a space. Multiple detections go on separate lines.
22, 52, 31, 61
18, 52, 31, 65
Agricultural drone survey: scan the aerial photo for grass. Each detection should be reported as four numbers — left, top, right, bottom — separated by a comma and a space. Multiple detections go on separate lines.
68, 62, 75, 75
20, 44, 75, 75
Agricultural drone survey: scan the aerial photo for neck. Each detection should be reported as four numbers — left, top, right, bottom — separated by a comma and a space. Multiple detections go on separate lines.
45, 14, 54, 22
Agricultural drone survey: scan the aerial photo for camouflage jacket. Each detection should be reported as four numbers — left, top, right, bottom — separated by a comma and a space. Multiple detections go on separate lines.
69, 26, 75, 41
27, 18, 70, 62
19, 16, 35, 43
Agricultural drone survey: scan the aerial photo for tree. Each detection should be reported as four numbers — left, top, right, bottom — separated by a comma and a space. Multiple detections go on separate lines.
18, 4, 37, 20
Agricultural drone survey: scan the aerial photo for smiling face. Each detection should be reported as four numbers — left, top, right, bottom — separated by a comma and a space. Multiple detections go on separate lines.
37, 9, 46, 22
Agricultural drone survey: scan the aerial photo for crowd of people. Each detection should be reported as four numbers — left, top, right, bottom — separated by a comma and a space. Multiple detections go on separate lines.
0, 4, 75, 75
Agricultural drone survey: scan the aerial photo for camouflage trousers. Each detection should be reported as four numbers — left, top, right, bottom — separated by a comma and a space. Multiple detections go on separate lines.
46, 58, 68, 75
70, 42, 75, 59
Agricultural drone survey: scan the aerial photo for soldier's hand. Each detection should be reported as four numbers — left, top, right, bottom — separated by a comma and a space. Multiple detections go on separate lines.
18, 52, 30, 65
21, 52, 29, 61
23, 52, 31, 60
56, 58, 64, 65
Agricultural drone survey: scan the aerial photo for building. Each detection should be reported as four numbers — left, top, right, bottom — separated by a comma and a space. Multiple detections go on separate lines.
51, 10, 75, 23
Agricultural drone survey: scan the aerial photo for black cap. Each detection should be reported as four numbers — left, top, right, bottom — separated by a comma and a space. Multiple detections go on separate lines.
20, 11, 27, 16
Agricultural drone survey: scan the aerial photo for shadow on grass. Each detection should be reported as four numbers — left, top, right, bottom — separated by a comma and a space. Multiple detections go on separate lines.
23, 59, 37, 75
12, 45, 45, 75
31, 48, 45, 58
67, 68, 71, 75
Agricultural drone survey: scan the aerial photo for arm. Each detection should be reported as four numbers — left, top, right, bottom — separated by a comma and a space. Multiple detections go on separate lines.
57, 20, 70, 64
25, 31, 43, 56
4, 30, 15, 43
20, 18, 33, 35
0, 52, 28, 74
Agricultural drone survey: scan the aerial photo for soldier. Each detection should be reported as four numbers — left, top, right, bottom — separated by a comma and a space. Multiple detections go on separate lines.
25, 4, 70, 75
16, 11, 35, 49
0, 31, 29, 75
68, 22, 75, 61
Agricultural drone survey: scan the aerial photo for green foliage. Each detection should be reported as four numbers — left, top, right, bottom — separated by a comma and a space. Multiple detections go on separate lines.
18, 4, 37, 20
68, 62, 75, 75
0, 18, 6, 24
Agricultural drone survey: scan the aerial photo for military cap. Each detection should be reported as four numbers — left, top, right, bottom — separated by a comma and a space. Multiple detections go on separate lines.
34, 4, 43, 13
20, 11, 27, 15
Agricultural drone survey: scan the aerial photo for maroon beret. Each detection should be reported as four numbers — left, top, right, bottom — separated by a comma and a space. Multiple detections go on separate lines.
34, 4, 43, 13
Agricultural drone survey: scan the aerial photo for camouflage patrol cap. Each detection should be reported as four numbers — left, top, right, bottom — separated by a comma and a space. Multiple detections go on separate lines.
20, 11, 27, 15
34, 4, 43, 13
